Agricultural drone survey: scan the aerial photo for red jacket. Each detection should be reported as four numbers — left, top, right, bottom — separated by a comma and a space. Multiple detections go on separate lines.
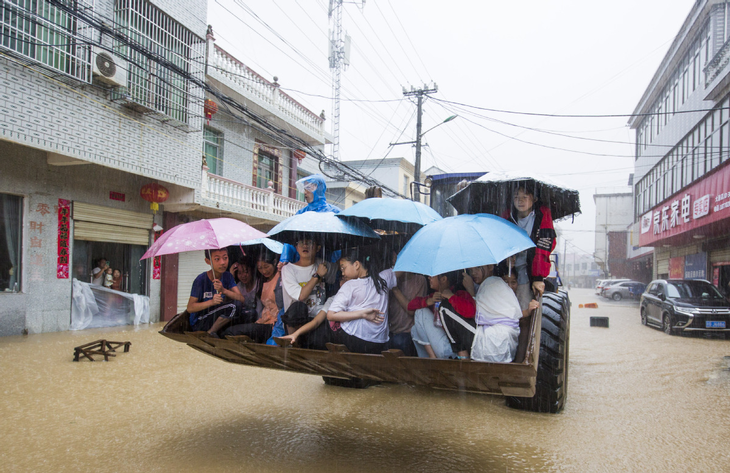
504, 205, 556, 283
407, 289, 476, 318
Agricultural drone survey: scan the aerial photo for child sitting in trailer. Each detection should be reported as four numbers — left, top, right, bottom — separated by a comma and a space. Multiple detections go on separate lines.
278, 275, 351, 350
326, 249, 397, 354
187, 248, 245, 337
279, 238, 332, 335
466, 264, 524, 363
408, 271, 475, 359
222, 250, 280, 342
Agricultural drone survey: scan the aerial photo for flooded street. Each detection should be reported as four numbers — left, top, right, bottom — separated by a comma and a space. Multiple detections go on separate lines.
1, 288, 729, 472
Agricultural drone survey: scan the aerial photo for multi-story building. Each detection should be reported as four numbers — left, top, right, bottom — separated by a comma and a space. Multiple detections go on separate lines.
594, 187, 633, 278
629, 0, 730, 291
0, 1, 329, 335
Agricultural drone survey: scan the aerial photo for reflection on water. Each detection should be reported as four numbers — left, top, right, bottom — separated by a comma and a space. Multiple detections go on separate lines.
1, 289, 729, 472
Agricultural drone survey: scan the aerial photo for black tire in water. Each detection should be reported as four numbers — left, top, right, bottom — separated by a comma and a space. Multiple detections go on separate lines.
506, 291, 570, 414
322, 376, 378, 389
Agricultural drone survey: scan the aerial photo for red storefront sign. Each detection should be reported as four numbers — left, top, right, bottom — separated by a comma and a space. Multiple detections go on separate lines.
639, 163, 730, 246
153, 229, 162, 280
668, 256, 685, 279
57, 199, 70, 279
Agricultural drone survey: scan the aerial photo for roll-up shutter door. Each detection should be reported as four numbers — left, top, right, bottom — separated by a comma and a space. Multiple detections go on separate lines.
710, 247, 730, 264
73, 202, 153, 245
655, 247, 669, 276
177, 251, 212, 313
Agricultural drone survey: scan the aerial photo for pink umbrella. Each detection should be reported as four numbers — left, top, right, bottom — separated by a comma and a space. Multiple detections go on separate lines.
141, 218, 267, 260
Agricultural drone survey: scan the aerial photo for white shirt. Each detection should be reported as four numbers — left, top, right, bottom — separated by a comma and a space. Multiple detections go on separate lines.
281, 261, 327, 317
475, 276, 522, 325
329, 269, 397, 343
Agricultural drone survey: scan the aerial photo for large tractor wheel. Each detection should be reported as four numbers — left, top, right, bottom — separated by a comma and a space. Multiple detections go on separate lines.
506, 291, 570, 414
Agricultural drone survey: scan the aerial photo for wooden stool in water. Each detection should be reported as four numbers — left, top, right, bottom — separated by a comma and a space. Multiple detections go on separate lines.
73, 339, 131, 362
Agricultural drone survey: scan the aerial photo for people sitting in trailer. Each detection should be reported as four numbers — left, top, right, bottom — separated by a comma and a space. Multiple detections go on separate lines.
505, 185, 556, 312
222, 250, 280, 342
230, 256, 263, 318
280, 238, 331, 334
388, 271, 427, 356
468, 264, 523, 363
279, 275, 351, 350
409, 271, 475, 359
187, 248, 245, 336
498, 260, 539, 318
326, 249, 396, 354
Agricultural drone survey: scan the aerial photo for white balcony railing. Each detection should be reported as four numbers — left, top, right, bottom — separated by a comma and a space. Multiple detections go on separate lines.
202, 170, 306, 220
211, 45, 325, 138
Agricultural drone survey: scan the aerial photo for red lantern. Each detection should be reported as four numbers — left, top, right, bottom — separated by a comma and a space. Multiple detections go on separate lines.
140, 183, 169, 214
204, 99, 218, 124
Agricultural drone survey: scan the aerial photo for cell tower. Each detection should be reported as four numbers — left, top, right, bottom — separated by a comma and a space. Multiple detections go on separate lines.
328, 0, 361, 160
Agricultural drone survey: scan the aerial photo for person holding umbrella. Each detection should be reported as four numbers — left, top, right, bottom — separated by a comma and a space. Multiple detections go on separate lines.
506, 185, 556, 311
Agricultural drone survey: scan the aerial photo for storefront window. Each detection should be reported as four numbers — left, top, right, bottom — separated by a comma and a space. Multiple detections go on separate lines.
0, 194, 22, 292
72, 240, 148, 296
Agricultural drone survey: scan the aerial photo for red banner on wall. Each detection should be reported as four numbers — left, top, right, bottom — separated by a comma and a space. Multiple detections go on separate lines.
669, 256, 685, 279
153, 229, 162, 280
57, 199, 70, 279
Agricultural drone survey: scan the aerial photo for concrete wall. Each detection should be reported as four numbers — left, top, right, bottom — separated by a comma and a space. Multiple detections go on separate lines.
0, 141, 162, 336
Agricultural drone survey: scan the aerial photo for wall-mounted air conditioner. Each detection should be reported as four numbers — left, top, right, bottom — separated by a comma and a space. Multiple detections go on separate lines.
91, 47, 128, 88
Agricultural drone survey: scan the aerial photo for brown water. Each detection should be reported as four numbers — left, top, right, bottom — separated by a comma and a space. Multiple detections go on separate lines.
1, 289, 729, 472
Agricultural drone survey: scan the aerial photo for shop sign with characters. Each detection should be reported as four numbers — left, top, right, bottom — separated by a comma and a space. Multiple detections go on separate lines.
639, 165, 730, 246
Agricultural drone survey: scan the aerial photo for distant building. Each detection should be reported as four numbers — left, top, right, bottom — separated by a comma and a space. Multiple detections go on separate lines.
594, 187, 633, 278
629, 0, 730, 290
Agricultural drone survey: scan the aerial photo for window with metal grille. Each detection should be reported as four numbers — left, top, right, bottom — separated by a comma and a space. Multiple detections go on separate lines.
0, 0, 92, 83
113, 0, 204, 124
203, 127, 222, 175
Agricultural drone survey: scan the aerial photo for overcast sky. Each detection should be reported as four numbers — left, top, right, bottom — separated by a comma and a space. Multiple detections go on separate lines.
207, 0, 694, 257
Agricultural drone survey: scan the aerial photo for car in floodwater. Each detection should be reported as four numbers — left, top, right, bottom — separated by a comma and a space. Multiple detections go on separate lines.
640, 279, 730, 337
602, 280, 646, 301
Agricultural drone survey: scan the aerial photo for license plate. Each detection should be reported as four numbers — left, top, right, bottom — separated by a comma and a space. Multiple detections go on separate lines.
706, 321, 726, 329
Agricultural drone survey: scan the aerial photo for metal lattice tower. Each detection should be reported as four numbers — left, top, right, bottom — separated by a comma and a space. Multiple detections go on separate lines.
328, 0, 361, 161
328, 0, 343, 160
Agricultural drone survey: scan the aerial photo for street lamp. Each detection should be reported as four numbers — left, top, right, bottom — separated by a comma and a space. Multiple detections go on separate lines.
390, 114, 458, 201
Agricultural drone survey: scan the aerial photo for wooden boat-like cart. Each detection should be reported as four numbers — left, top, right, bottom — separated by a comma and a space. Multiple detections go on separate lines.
160, 290, 570, 413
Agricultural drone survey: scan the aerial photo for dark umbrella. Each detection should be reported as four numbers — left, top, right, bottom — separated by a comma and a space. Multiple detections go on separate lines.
447, 170, 581, 221
336, 197, 443, 234
267, 211, 381, 248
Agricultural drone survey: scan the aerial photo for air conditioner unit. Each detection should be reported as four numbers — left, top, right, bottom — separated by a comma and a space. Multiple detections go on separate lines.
91, 47, 128, 88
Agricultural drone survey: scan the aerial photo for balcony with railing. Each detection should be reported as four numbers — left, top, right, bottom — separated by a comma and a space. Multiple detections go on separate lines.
199, 168, 305, 223
208, 44, 327, 144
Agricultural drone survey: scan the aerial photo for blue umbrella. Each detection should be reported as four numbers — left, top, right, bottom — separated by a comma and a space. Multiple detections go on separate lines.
336, 197, 443, 233
267, 211, 380, 247
393, 213, 535, 276
239, 237, 284, 254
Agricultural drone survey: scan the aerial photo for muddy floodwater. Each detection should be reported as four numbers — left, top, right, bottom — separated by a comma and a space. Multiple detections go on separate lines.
1, 289, 729, 472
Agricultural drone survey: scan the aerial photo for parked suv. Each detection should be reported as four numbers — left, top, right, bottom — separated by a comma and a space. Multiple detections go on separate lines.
640, 279, 730, 336
603, 281, 646, 301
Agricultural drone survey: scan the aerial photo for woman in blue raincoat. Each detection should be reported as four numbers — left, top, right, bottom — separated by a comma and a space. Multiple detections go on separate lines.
268, 174, 341, 344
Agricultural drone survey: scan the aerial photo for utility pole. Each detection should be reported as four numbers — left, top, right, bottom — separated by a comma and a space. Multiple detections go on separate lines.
402, 84, 438, 201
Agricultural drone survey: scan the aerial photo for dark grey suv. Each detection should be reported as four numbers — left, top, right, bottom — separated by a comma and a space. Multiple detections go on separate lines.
640, 279, 730, 337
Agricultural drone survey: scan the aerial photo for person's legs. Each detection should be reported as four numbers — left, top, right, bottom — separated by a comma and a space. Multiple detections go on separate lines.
281, 301, 309, 335
412, 308, 455, 359
387, 331, 417, 357
222, 322, 272, 342
516, 283, 532, 312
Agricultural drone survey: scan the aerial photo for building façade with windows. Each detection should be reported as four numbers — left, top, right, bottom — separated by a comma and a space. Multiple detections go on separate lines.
0, 0, 330, 335
630, 0, 730, 292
